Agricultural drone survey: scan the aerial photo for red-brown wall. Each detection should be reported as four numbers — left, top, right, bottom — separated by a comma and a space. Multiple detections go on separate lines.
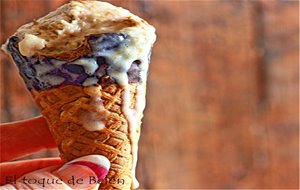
0, 0, 299, 189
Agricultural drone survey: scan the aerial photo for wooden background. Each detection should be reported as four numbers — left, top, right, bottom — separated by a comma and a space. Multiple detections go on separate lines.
0, 0, 299, 189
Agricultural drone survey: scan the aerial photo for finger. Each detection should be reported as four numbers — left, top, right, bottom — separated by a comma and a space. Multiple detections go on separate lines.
1, 155, 110, 190
1, 169, 70, 190
54, 155, 110, 189
0, 158, 63, 185
0, 116, 56, 162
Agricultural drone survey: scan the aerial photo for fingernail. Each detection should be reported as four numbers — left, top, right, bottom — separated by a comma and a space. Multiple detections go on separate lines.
60, 155, 110, 180
55, 155, 110, 188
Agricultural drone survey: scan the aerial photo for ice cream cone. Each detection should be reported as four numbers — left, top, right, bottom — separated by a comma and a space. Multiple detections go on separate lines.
2, 1, 156, 189
31, 82, 144, 189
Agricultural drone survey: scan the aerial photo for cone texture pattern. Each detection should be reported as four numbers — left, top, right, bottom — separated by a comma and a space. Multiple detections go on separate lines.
31, 83, 141, 189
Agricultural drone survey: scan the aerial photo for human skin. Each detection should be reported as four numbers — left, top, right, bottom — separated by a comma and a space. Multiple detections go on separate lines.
0, 116, 109, 189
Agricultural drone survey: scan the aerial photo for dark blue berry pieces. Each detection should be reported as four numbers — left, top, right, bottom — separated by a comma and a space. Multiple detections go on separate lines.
34, 80, 50, 89
7, 37, 23, 60
5, 33, 143, 90
87, 33, 127, 55
7, 36, 29, 67
6, 36, 39, 89
96, 56, 107, 65
127, 60, 141, 83
63, 64, 85, 74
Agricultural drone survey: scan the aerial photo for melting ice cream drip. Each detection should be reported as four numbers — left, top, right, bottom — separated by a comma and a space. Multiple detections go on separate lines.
82, 86, 108, 131
87, 31, 151, 188
121, 84, 146, 189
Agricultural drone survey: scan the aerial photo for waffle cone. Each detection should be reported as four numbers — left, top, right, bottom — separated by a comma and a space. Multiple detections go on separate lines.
31, 82, 143, 189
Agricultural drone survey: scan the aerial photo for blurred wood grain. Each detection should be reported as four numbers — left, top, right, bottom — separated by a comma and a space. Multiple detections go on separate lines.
0, 0, 299, 189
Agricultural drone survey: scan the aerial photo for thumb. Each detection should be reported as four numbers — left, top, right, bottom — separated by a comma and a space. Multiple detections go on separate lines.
1, 155, 110, 190
54, 155, 110, 189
